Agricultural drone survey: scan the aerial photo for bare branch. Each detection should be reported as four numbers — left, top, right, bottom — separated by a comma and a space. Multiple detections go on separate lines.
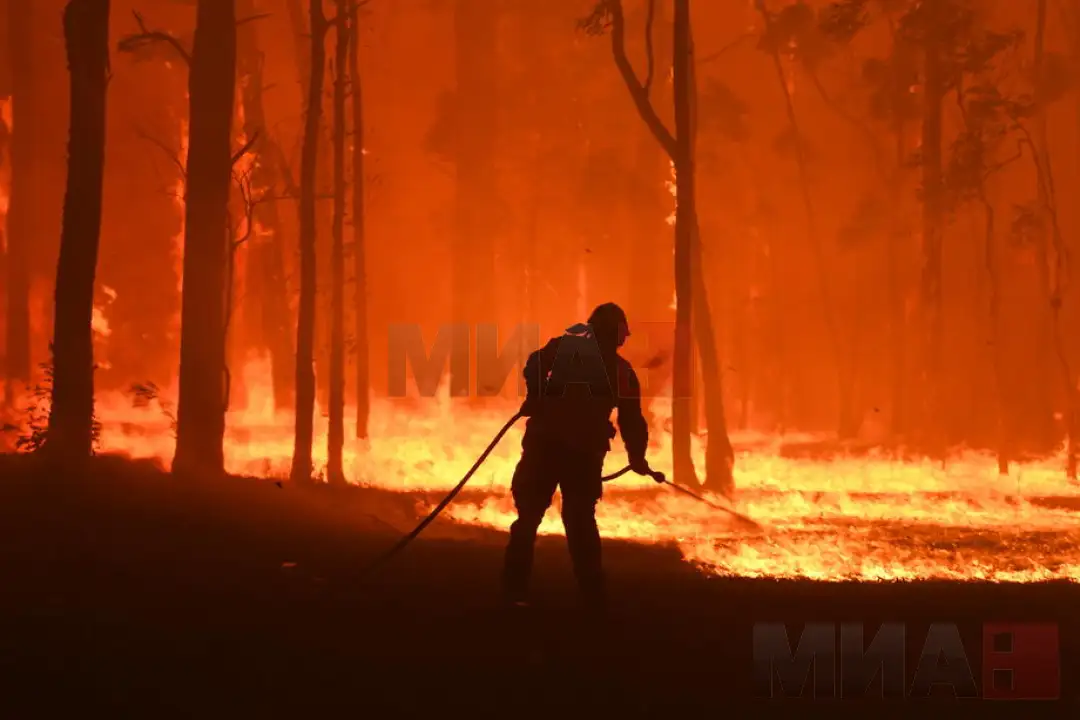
607, 0, 677, 157
232, 172, 257, 249
267, 137, 302, 200
983, 139, 1024, 179
699, 32, 754, 66
134, 126, 187, 180
255, 191, 336, 203
643, 0, 656, 95
237, 13, 272, 28
117, 10, 192, 66
320, 1, 369, 34
808, 72, 885, 179
232, 130, 261, 167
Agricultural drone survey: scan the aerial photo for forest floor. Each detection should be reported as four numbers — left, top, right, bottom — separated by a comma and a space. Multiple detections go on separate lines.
0, 453, 1077, 717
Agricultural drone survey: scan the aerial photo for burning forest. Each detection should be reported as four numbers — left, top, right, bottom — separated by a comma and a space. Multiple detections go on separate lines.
1, 0, 1080, 711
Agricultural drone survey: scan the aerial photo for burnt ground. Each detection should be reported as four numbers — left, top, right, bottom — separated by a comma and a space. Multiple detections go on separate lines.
0, 453, 1077, 717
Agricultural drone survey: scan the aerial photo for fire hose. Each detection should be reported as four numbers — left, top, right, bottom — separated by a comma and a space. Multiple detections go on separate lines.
361, 413, 761, 577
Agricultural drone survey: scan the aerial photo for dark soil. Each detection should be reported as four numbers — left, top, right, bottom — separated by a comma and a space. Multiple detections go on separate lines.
0, 453, 1076, 717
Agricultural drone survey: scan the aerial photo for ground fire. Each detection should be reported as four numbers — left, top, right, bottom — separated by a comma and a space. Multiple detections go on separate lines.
1, 0, 1079, 713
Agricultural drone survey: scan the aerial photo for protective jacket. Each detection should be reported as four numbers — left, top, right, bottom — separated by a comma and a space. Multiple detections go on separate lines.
519, 332, 649, 466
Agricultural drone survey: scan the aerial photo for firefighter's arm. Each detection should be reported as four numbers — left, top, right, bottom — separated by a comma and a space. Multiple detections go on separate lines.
616, 362, 650, 474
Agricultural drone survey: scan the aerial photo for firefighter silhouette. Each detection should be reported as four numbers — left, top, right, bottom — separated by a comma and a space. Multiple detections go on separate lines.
502, 302, 651, 610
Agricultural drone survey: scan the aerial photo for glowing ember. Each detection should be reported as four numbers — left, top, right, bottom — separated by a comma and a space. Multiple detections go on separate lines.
72, 359, 1080, 585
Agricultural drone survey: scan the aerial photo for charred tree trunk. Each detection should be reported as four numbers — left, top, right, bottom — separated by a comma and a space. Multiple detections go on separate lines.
173, 0, 237, 478
919, 37, 945, 458
238, 0, 294, 411
350, 3, 370, 440
289, 0, 326, 483
287, 0, 333, 410
42, 0, 109, 460
4, 0, 31, 408
453, 0, 498, 398
327, 0, 349, 485
1028, 0, 1058, 452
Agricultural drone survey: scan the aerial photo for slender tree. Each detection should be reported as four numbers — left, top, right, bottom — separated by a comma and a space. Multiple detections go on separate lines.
173, 0, 237, 477
681, 0, 734, 496
287, 0, 335, 409
453, 0, 498, 399
350, 1, 370, 440
1031, 0, 1077, 478
917, 5, 946, 457
946, 39, 1027, 474
43, 0, 110, 460
327, 0, 350, 484
290, 0, 327, 483
755, 0, 856, 439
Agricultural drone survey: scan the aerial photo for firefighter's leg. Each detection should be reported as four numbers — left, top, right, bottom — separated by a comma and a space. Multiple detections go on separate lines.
560, 453, 606, 608
501, 450, 557, 602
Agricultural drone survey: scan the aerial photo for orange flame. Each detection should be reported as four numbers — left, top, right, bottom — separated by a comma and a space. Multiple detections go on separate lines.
72, 357, 1080, 585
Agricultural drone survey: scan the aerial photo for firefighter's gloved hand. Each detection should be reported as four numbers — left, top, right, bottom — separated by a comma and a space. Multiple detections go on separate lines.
518, 398, 539, 417
629, 456, 652, 477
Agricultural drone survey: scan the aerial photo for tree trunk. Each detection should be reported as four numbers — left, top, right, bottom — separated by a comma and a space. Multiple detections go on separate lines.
238, 0, 294, 411
756, 0, 854, 440
42, 0, 109, 460
286, 0, 333, 410
4, 0, 31, 408
690, 221, 734, 495
681, 5, 733, 495
670, 0, 697, 489
919, 37, 945, 457
350, 2, 369, 440
1028, 0, 1058, 452
173, 0, 237, 478
289, 0, 325, 483
286, 0, 311, 95
453, 0, 498, 399
327, 0, 349, 485
1033, 0, 1078, 479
